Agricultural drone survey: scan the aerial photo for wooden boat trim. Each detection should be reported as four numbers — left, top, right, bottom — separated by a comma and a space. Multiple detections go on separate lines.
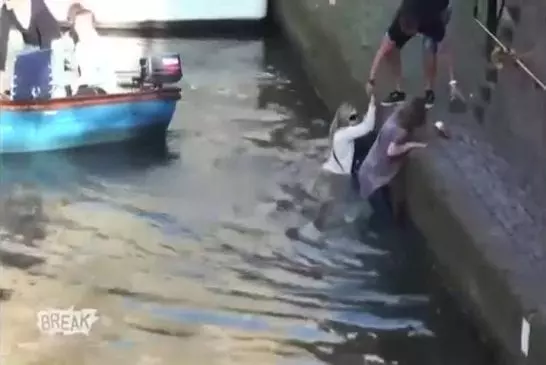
0, 87, 181, 111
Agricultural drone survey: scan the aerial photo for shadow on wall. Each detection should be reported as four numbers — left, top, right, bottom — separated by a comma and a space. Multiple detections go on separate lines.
467, 0, 546, 198
257, 36, 330, 139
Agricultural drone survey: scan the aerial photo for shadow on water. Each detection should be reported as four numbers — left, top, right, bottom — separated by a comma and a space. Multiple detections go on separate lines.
0, 134, 179, 190
0, 136, 179, 273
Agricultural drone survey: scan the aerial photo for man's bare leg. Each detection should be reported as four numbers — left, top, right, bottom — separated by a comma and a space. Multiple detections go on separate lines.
423, 47, 437, 91
422, 40, 438, 109
422, 5, 451, 109
389, 47, 403, 91
367, 34, 407, 106
380, 47, 407, 106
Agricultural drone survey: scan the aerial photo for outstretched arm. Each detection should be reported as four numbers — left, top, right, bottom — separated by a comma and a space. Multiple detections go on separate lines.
387, 140, 426, 157
369, 35, 396, 82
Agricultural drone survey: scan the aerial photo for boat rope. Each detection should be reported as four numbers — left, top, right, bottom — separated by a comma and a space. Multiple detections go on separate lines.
473, 17, 546, 91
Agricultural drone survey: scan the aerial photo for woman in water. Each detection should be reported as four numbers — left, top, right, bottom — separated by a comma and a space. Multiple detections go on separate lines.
357, 96, 427, 215
0, 0, 64, 97
68, 6, 118, 94
296, 97, 377, 241
322, 96, 377, 179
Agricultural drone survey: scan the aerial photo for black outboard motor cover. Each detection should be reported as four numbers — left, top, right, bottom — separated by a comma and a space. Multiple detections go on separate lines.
139, 54, 182, 86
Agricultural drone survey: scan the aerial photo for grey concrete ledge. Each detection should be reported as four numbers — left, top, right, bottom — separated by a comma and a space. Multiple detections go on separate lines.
272, 0, 546, 364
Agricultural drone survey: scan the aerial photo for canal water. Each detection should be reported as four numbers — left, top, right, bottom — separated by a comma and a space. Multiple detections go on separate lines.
0, 35, 496, 365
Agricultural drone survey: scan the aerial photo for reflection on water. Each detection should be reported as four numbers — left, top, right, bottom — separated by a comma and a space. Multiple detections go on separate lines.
0, 36, 494, 365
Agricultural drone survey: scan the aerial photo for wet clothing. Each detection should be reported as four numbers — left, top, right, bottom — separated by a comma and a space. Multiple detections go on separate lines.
0, 0, 61, 71
351, 130, 377, 190
308, 170, 361, 232
387, 0, 450, 48
357, 108, 408, 200
312, 170, 352, 203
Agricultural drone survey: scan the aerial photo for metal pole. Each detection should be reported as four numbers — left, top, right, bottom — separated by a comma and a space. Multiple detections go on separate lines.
474, 18, 546, 91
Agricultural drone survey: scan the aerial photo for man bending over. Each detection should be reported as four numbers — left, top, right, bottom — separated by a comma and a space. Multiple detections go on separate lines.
366, 0, 453, 109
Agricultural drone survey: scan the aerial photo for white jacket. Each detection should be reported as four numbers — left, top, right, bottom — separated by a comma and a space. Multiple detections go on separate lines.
322, 98, 376, 175
73, 34, 118, 93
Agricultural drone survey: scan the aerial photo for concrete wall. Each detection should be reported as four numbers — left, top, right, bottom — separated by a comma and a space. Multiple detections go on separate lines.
272, 0, 546, 364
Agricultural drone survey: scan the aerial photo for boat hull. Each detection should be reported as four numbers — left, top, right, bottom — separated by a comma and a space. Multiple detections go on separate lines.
0, 92, 179, 154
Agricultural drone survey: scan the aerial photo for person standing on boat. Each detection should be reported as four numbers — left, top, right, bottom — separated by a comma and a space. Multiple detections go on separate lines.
68, 7, 118, 94
0, 0, 67, 98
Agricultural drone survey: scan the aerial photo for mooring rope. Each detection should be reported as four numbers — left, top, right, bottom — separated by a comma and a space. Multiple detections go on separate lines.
473, 18, 546, 90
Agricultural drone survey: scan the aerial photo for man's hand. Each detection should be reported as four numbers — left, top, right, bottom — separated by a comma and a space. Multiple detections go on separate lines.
366, 36, 395, 96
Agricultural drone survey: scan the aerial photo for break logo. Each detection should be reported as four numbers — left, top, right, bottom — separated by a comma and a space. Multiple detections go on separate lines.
36, 307, 99, 336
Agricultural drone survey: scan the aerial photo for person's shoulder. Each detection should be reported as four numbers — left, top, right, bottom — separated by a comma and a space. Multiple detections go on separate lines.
379, 111, 405, 137
382, 110, 399, 128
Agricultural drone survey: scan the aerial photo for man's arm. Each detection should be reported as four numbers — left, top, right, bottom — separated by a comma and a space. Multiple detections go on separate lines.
369, 35, 396, 82
438, 33, 455, 83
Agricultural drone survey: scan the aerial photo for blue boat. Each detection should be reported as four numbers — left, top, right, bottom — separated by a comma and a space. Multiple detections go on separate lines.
0, 51, 182, 154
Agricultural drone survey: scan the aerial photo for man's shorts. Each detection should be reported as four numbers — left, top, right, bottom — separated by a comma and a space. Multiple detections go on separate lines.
387, 6, 452, 50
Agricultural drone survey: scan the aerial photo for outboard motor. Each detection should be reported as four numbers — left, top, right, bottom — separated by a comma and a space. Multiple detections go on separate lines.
134, 54, 182, 88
